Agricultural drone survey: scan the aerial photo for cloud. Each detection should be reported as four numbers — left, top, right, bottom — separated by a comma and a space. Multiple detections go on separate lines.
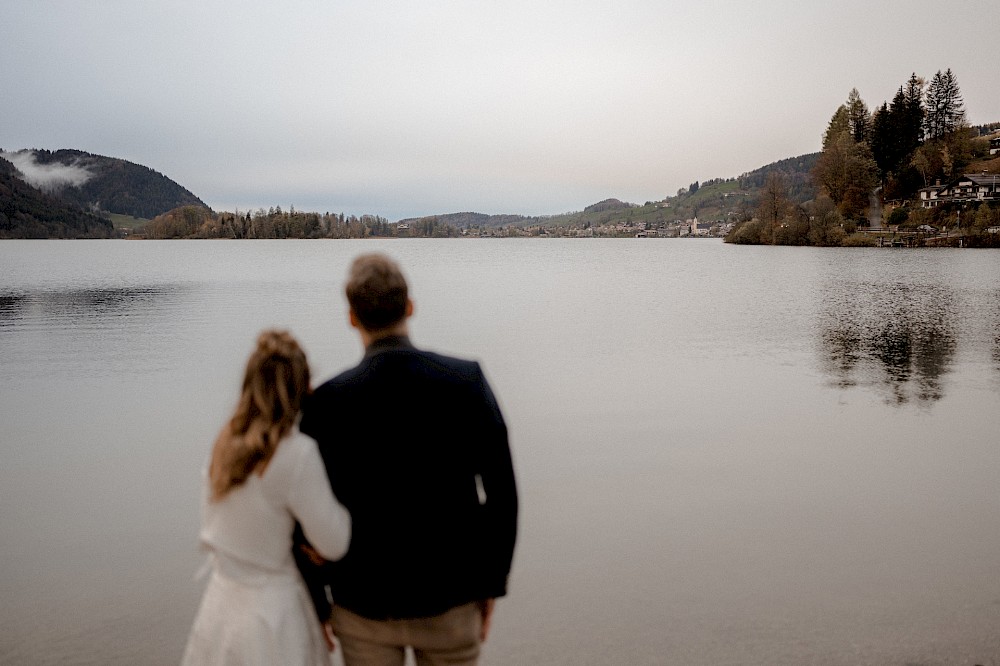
1, 150, 94, 193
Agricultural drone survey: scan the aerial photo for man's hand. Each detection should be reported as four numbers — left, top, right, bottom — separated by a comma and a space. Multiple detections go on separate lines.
477, 598, 496, 642
322, 621, 337, 652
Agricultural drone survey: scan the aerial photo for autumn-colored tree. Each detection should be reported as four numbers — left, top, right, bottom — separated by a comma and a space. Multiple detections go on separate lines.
823, 105, 851, 151
806, 196, 847, 246
757, 172, 791, 243
813, 127, 879, 221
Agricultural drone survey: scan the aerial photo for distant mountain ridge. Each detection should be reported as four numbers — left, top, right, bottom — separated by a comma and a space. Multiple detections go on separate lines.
399, 153, 821, 232
1, 148, 208, 220
396, 211, 536, 229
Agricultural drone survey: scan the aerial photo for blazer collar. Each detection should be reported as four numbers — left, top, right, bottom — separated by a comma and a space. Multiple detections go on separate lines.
364, 334, 415, 359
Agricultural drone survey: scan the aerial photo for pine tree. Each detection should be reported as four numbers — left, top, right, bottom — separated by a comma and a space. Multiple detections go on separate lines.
902, 73, 925, 145
941, 68, 965, 133
846, 88, 871, 144
870, 75, 924, 179
870, 102, 892, 177
924, 69, 965, 140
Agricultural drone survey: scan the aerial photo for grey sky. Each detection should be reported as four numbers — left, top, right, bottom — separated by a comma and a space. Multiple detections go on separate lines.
2, 0, 997, 221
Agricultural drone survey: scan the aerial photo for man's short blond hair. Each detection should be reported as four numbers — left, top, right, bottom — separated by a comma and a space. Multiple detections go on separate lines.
345, 253, 409, 332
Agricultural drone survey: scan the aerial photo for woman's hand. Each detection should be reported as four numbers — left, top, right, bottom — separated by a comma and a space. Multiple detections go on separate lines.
300, 542, 327, 566
478, 598, 495, 642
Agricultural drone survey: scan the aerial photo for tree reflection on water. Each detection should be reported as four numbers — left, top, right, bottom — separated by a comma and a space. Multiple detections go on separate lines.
819, 282, 957, 406
0, 294, 26, 326
0, 285, 188, 379
0, 286, 179, 323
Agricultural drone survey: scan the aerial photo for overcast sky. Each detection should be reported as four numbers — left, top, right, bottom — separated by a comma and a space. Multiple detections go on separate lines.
3, 0, 997, 221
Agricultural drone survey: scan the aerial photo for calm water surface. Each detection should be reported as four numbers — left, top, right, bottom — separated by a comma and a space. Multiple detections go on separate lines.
1, 239, 999, 665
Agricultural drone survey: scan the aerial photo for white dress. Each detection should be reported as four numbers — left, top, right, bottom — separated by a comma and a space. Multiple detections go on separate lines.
181, 431, 351, 666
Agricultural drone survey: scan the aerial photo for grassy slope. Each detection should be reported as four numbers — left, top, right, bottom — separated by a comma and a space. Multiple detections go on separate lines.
968, 154, 1000, 175
107, 212, 151, 230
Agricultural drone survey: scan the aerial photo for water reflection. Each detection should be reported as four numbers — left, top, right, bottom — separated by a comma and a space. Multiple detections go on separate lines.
0, 285, 189, 379
0, 294, 26, 326
819, 282, 956, 406
0, 286, 182, 323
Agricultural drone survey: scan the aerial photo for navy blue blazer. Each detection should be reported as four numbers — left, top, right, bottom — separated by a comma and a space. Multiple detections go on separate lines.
299, 335, 518, 620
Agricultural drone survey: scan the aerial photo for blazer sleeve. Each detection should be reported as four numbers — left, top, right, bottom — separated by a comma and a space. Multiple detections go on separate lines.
475, 364, 518, 599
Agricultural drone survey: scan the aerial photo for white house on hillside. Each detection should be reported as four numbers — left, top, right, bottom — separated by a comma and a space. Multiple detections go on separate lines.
918, 173, 1000, 208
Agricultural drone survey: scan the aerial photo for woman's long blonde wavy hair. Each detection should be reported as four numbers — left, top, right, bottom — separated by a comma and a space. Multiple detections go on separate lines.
209, 329, 310, 501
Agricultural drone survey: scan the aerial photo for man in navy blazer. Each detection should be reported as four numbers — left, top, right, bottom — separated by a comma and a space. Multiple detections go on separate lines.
299, 253, 518, 666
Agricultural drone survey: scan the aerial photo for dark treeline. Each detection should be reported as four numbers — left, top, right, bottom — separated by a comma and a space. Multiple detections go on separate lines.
0, 156, 115, 239
140, 206, 472, 239
141, 205, 399, 239
727, 68, 1000, 247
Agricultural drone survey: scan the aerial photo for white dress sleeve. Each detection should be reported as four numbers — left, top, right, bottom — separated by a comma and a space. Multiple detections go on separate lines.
287, 435, 352, 561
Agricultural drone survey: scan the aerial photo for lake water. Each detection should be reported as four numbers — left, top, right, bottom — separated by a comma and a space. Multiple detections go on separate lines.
1, 239, 999, 665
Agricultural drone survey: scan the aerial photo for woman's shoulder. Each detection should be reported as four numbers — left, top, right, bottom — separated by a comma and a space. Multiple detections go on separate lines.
252, 429, 313, 493
270, 429, 318, 468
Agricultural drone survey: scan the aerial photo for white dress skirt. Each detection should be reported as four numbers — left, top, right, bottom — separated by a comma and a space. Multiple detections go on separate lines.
181, 431, 351, 666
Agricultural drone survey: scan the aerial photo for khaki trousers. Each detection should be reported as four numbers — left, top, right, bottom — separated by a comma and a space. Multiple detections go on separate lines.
331, 602, 482, 666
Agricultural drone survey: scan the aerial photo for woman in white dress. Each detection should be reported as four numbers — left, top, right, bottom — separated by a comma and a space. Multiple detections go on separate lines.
181, 330, 351, 666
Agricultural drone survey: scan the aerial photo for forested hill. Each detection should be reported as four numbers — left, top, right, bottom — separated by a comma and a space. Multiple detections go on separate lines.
735, 153, 819, 200
659, 152, 820, 223
0, 156, 115, 238
1, 149, 208, 220
396, 211, 537, 230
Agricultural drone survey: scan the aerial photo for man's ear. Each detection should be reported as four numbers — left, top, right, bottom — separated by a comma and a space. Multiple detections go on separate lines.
405, 299, 414, 318
349, 309, 360, 329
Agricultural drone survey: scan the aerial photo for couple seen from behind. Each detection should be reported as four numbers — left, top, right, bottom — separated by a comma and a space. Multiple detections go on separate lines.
181, 253, 519, 666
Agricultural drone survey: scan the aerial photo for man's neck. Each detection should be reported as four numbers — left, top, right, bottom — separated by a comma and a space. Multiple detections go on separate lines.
360, 323, 409, 349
